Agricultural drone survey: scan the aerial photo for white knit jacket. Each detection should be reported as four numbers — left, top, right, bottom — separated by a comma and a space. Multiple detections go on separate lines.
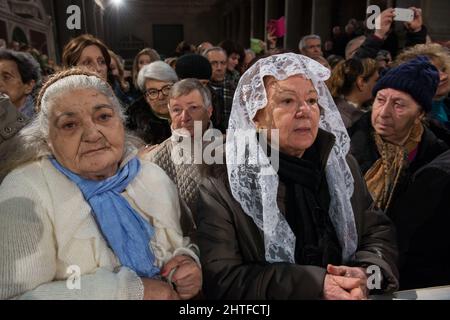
0, 157, 199, 300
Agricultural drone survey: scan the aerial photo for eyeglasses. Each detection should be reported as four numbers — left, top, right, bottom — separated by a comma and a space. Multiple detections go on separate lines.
144, 85, 172, 100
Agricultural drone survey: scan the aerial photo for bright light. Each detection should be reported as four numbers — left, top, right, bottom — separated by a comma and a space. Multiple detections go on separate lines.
111, 0, 123, 7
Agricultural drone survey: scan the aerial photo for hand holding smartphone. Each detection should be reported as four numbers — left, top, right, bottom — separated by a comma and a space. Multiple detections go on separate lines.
393, 8, 414, 22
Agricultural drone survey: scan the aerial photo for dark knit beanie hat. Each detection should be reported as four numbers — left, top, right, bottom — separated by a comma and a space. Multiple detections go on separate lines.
372, 55, 440, 113
175, 54, 212, 80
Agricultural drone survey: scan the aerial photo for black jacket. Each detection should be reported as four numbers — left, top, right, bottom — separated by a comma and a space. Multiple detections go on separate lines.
389, 149, 450, 290
196, 129, 399, 299
125, 97, 172, 145
354, 26, 428, 60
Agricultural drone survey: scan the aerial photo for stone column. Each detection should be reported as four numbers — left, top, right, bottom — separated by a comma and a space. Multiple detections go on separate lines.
232, 7, 239, 41
239, 1, 251, 47
311, 0, 333, 41
250, 0, 265, 40
420, 0, 450, 41
264, 0, 278, 43
284, 0, 302, 50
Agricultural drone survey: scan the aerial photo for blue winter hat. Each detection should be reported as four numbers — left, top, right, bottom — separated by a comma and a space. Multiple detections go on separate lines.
372, 55, 440, 113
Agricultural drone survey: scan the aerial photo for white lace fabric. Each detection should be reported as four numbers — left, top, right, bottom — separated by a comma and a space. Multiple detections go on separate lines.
226, 53, 358, 263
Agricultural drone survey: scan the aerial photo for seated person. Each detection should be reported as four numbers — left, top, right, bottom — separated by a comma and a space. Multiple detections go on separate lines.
126, 61, 177, 145
0, 69, 201, 300
196, 53, 399, 300
0, 49, 41, 118
394, 43, 450, 146
142, 78, 222, 225
349, 56, 448, 214
328, 58, 379, 128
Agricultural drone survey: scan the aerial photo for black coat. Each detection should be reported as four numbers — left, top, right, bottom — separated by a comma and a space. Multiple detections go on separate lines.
354, 26, 428, 60
125, 97, 172, 145
196, 130, 399, 299
389, 149, 450, 290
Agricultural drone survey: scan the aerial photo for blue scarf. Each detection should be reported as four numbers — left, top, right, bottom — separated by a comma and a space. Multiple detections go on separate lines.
50, 157, 160, 278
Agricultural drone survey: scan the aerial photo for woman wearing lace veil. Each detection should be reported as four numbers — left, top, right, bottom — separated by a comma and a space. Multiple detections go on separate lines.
195, 53, 399, 300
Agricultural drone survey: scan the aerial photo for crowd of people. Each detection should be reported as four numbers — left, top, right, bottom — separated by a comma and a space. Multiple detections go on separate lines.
0, 5, 450, 300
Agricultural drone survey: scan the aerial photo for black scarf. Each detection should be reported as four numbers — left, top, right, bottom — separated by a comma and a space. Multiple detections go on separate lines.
277, 142, 342, 267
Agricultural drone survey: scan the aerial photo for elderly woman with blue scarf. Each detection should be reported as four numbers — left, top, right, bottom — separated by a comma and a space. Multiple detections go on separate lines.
0, 69, 201, 300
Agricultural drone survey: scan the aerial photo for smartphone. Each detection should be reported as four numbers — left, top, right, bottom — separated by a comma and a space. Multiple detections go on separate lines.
393, 8, 414, 22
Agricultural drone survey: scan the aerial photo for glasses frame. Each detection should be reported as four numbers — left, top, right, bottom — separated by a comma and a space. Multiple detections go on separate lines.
144, 84, 173, 100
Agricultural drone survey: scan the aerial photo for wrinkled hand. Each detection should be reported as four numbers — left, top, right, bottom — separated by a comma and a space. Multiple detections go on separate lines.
141, 278, 180, 300
323, 274, 362, 300
161, 255, 202, 300
404, 7, 423, 32
375, 8, 395, 39
326, 264, 369, 300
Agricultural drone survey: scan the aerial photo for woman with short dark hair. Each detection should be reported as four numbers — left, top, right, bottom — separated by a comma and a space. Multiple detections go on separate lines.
0, 49, 41, 117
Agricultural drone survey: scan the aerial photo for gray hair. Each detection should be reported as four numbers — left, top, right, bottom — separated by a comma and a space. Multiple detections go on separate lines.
169, 78, 212, 110
137, 61, 178, 92
345, 35, 366, 59
0, 74, 142, 178
203, 47, 227, 58
38, 74, 125, 132
298, 35, 321, 50
245, 49, 256, 59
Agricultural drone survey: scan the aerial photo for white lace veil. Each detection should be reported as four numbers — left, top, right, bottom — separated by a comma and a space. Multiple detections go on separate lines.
226, 53, 358, 263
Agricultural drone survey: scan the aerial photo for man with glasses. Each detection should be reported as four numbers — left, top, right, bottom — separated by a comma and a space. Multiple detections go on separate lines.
126, 61, 178, 145
204, 47, 236, 133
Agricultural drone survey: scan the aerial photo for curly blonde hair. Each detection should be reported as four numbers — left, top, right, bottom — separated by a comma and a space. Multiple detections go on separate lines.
394, 43, 450, 77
